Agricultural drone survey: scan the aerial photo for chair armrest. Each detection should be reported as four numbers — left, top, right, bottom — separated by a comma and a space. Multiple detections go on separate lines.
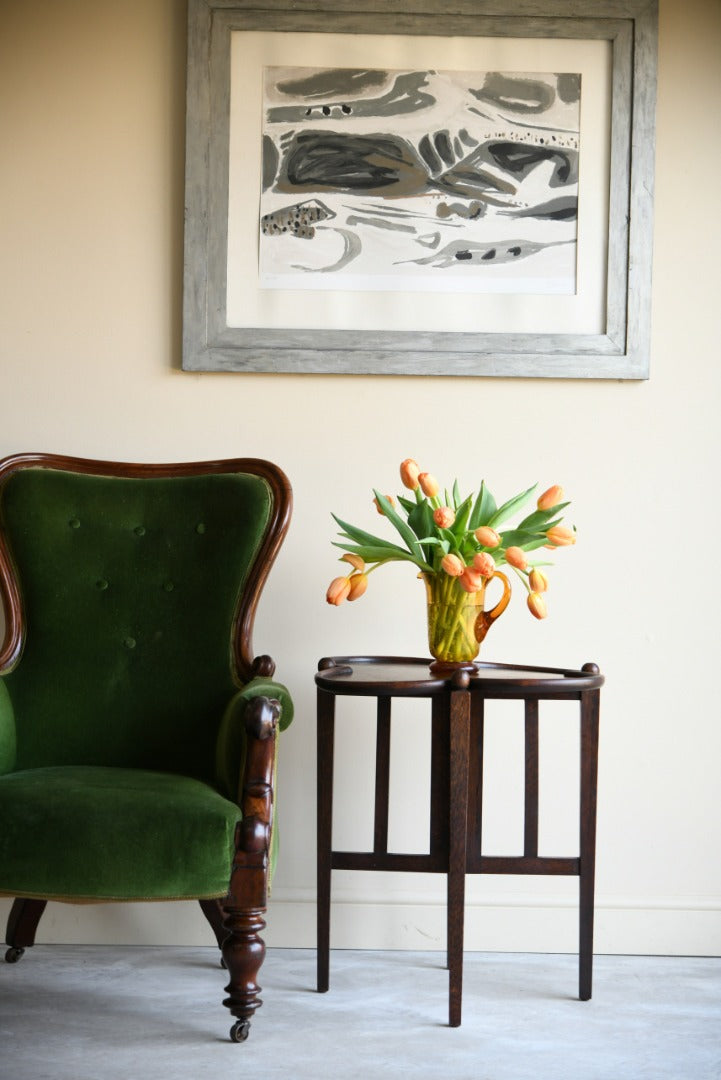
0, 678, 17, 775
215, 677, 293, 803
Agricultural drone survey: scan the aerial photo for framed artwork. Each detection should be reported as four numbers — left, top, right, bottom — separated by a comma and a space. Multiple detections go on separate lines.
183, 0, 658, 378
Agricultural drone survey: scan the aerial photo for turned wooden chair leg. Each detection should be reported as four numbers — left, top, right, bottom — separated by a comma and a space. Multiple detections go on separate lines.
5, 898, 48, 962
221, 904, 267, 1042
220, 695, 278, 1042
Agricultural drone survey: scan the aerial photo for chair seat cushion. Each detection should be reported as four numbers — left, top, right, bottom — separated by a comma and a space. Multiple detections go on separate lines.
0, 766, 241, 901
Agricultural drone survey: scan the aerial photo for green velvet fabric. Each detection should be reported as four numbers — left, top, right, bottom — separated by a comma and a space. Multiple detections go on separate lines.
0, 679, 16, 775
0, 464, 292, 903
1, 468, 271, 780
0, 766, 241, 899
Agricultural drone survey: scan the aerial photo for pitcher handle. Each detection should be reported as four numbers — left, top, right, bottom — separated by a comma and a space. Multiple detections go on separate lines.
486, 570, 511, 623
475, 570, 512, 642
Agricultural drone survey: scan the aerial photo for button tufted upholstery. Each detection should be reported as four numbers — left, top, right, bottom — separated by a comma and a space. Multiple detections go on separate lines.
1, 467, 279, 780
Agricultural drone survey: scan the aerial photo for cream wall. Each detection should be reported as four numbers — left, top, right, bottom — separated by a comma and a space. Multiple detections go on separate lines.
1, 0, 719, 956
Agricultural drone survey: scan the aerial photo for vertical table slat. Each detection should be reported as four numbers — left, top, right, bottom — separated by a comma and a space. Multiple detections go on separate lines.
524, 698, 539, 858
373, 696, 392, 854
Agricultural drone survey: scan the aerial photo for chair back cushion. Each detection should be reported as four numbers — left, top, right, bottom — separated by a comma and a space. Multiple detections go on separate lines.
1, 464, 275, 780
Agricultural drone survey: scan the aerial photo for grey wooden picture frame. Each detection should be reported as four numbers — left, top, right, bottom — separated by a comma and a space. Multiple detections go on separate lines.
183, 0, 658, 378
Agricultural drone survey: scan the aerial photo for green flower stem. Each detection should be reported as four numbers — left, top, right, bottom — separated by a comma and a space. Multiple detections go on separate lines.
425, 573, 482, 663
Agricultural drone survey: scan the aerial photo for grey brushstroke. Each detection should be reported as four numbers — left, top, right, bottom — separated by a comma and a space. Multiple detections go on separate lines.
262, 135, 279, 192
417, 133, 442, 175
347, 202, 441, 222
434, 131, 455, 166
417, 232, 441, 249
276, 131, 424, 196
267, 71, 435, 124
501, 196, 577, 220
292, 227, 361, 273
401, 238, 572, 268
556, 73, 581, 104
275, 68, 388, 100
346, 214, 416, 234
470, 73, 555, 114
460, 140, 579, 191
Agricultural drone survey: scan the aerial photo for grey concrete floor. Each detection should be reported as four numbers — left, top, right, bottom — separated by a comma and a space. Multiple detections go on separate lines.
1, 947, 719, 1080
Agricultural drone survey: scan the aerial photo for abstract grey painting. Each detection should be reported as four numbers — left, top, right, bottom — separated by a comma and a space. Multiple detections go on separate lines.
259, 66, 581, 295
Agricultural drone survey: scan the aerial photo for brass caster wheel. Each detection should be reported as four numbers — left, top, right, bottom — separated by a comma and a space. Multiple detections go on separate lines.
230, 1020, 250, 1043
5, 947, 25, 963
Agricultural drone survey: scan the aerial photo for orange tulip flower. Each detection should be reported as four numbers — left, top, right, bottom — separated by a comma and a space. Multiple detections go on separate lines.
472, 551, 495, 578
347, 573, 368, 601
441, 553, 464, 577
527, 592, 548, 619
537, 485, 564, 511
459, 567, 484, 593
529, 568, 549, 593
341, 553, 365, 572
505, 546, 528, 570
399, 459, 421, 490
474, 526, 500, 548
326, 576, 351, 606
418, 472, 439, 498
546, 525, 576, 547
433, 506, 455, 528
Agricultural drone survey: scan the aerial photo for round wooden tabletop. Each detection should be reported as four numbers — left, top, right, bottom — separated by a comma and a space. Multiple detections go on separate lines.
315, 655, 604, 697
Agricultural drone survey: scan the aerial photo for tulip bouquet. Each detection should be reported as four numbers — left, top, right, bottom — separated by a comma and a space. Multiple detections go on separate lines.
326, 459, 576, 664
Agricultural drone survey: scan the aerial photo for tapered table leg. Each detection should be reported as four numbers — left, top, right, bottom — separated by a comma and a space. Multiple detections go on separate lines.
579, 682, 600, 1000
447, 676, 471, 1027
317, 687, 335, 993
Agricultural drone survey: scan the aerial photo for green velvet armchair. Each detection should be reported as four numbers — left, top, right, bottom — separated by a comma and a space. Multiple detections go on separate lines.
0, 452, 293, 1042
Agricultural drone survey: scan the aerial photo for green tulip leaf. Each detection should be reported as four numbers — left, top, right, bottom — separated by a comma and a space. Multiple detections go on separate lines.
510, 537, 551, 553
499, 528, 547, 548
372, 491, 435, 569
419, 536, 451, 558
488, 484, 537, 528
451, 494, 474, 537
469, 481, 497, 529
332, 541, 424, 566
517, 502, 570, 531
406, 498, 435, 562
407, 498, 433, 538
332, 513, 409, 553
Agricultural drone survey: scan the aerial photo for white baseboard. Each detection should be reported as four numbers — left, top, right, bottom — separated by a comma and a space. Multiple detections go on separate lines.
264, 889, 721, 956
2, 892, 719, 956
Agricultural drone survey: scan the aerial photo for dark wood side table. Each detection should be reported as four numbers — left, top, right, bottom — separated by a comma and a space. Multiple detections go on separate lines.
315, 656, 603, 1027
